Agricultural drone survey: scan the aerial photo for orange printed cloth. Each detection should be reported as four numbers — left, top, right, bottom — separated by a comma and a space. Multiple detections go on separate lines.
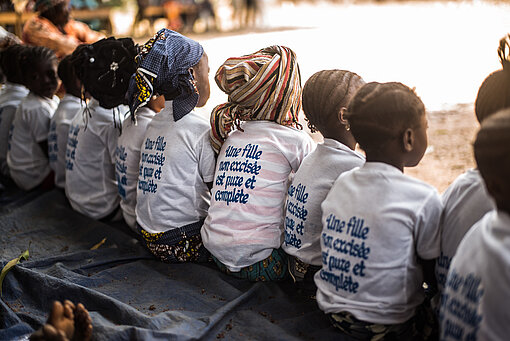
22, 16, 104, 58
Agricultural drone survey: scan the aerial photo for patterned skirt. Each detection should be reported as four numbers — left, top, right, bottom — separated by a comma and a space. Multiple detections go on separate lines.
212, 248, 288, 282
137, 219, 209, 263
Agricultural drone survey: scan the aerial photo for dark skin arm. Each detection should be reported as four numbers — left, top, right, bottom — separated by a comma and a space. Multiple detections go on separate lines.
206, 182, 213, 191
39, 140, 49, 158
419, 257, 438, 295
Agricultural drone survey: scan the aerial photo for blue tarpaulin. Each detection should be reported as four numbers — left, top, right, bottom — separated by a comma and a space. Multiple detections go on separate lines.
0, 189, 347, 340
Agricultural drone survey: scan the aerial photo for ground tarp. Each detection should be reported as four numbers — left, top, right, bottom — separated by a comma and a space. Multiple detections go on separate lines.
0, 189, 346, 340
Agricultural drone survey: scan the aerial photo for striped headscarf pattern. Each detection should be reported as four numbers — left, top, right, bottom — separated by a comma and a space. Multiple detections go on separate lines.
209, 45, 302, 153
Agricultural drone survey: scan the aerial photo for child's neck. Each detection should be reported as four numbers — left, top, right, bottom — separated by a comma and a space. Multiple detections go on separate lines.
365, 153, 405, 172
322, 130, 356, 150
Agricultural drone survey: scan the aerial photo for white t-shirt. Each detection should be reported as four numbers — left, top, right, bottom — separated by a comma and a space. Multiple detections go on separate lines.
439, 210, 510, 341
135, 102, 216, 233
115, 106, 156, 229
7, 92, 59, 190
0, 82, 29, 176
315, 162, 442, 324
201, 121, 315, 272
435, 169, 495, 293
65, 99, 125, 219
48, 94, 82, 189
283, 139, 365, 266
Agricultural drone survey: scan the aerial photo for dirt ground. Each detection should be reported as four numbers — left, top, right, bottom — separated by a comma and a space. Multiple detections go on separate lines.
406, 104, 478, 193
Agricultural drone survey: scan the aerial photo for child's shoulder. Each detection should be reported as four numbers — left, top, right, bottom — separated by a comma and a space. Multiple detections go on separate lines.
20, 93, 58, 116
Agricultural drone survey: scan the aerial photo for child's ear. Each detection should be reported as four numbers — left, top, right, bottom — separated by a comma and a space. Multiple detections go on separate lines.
402, 128, 414, 152
338, 107, 350, 130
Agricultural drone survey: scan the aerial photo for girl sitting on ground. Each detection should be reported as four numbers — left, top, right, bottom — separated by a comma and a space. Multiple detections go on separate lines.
315, 82, 442, 340
127, 29, 216, 262
201, 45, 315, 281
283, 70, 365, 294
7, 46, 59, 191
65, 38, 136, 221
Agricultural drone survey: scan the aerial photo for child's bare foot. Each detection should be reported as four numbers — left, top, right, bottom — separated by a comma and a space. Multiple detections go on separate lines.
30, 301, 92, 341
72, 303, 92, 341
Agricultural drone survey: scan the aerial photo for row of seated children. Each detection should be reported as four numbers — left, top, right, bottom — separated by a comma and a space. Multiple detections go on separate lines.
1, 29, 509, 340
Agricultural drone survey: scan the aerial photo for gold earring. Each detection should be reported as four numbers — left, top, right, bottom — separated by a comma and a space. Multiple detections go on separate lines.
345, 123, 350, 131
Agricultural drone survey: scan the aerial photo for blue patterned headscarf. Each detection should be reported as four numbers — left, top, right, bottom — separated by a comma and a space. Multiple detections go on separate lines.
126, 29, 204, 121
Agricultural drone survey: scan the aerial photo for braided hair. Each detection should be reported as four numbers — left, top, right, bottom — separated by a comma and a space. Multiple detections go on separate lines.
345, 82, 425, 154
19, 46, 57, 83
302, 70, 364, 133
0, 44, 27, 85
475, 34, 510, 123
71, 37, 138, 109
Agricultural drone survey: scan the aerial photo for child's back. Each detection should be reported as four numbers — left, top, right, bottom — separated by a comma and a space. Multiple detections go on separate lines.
317, 162, 441, 322
440, 109, 510, 340
135, 105, 215, 234
65, 99, 124, 219
203, 120, 313, 270
283, 70, 365, 287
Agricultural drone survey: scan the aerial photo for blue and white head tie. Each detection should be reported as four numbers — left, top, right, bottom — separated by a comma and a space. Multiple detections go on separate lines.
127, 28, 204, 121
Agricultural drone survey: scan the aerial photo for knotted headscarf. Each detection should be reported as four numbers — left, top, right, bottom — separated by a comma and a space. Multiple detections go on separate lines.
126, 28, 204, 121
209, 45, 302, 153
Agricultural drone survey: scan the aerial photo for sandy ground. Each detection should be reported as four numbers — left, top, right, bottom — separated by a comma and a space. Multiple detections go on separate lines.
133, 0, 510, 193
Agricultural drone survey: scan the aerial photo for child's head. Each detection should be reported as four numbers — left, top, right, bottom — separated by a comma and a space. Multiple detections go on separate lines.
474, 108, 510, 213
345, 82, 427, 168
127, 28, 206, 121
71, 37, 137, 109
475, 34, 510, 123
57, 55, 81, 98
209, 45, 302, 153
0, 44, 27, 85
302, 69, 365, 148
20, 46, 58, 99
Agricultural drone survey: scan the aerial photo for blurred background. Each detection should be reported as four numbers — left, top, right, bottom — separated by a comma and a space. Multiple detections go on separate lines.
2, 0, 510, 190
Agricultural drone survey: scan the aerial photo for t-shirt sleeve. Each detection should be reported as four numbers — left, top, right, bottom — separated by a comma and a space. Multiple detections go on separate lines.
415, 190, 443, 260
286, 132, 316, 172
26, 107, 51, 143
196, 130, 216, 183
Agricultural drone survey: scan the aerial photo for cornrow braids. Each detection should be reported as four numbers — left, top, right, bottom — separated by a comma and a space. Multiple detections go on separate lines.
0, 44, 27, 84
71, 37, 138, 109
474, 108, 510, 181
19, 46, 57, 82
302, 70, 364, 133
345, 82, 425, 154
474, 34, 510, 123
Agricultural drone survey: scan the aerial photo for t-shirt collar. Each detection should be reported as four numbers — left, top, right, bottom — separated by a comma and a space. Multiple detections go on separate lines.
362, 161, 403, 174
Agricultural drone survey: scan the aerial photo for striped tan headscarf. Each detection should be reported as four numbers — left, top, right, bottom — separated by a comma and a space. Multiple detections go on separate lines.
210, 45, 302, 153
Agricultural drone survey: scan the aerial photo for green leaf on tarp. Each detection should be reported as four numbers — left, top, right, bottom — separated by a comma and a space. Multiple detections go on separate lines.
0, 248, 29, 297
90, 238, 107, 250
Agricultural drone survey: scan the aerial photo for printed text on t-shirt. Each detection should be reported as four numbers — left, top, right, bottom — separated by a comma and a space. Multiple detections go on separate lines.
214, 144, 261, 205
138, 136, 166, 194
319, 214, 371, 294
284, 183, 309, 249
